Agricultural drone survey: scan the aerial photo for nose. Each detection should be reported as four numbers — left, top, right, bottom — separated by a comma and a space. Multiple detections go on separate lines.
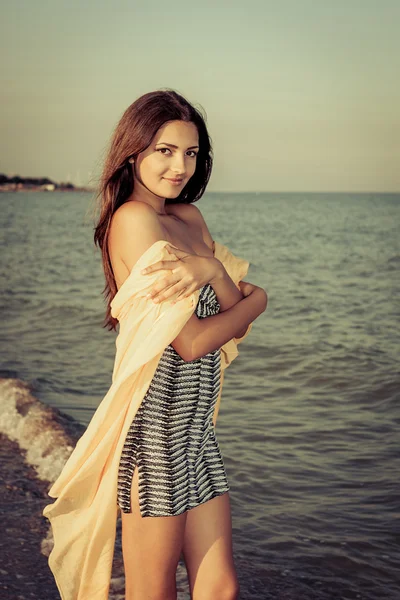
170, 152, 186, 174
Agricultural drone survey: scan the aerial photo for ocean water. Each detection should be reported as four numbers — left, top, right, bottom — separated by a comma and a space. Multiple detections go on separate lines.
0, 190, 399, 600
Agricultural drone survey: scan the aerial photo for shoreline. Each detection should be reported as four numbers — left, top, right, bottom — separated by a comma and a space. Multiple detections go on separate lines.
0, 431, 60, 599
0, 186, 94, 193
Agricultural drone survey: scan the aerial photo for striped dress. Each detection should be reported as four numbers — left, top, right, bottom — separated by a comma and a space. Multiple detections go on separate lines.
116, 283, 230, 517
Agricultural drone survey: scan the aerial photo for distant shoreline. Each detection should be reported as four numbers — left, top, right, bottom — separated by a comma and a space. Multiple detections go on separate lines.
0, 173, 95, 193
0, 184, 95, 193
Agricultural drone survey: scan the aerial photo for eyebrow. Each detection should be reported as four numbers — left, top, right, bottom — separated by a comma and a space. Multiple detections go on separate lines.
155, 142, 199, 149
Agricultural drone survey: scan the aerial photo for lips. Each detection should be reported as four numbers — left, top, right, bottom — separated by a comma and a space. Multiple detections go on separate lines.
164, 177, 183, 183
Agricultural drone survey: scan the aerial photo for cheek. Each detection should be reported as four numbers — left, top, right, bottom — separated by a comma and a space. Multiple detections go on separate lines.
140, 156, 164, 178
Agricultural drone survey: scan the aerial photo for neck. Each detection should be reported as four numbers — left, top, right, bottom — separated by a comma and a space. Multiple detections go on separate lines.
130, 179, 167, 215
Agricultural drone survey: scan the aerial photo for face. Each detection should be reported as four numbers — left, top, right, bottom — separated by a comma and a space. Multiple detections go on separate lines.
132, 120, 199, 199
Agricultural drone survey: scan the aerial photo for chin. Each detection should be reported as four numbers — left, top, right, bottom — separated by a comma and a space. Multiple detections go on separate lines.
162, 189, 183, 199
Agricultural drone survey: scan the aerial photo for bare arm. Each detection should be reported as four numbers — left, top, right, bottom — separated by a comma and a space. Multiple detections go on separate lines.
166, 205, 267, 358
141, 245, 254, 344
111, 201, 266, 362
171, 285, 267, 361
142, 203, 246, 313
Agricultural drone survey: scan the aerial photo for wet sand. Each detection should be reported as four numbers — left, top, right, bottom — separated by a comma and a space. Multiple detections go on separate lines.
0, 432, 59, 599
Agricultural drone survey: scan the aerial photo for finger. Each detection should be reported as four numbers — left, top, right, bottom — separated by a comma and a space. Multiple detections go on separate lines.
141, 258, 179, 275
147, 277, 179, 298
165, 245, 191, 259
148, 271, 194, 297
150, 281, 188, 304
147, 271, 189, 296
171, 283, 197, 303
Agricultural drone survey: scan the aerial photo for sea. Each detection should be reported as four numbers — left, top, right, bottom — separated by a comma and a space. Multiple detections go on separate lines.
0, 190, 399, 600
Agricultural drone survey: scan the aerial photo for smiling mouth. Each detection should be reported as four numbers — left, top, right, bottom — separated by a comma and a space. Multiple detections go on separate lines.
165, 178, 183, 183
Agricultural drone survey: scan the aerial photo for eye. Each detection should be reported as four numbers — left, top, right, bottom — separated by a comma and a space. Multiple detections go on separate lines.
186, 150, 198, 158
157, 147, 172, 155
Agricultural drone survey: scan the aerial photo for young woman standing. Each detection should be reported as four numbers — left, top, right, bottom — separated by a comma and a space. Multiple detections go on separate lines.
44, 88, 267, 600
96, 89, 267, 600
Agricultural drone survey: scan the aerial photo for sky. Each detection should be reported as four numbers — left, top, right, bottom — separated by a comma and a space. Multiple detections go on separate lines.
1, 0, 399, 192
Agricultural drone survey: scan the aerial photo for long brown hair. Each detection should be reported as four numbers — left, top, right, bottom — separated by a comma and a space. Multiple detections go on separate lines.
93, 88, 213, 332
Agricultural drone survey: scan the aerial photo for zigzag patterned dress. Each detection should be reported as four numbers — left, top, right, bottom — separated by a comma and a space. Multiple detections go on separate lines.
116, 283, 230, 517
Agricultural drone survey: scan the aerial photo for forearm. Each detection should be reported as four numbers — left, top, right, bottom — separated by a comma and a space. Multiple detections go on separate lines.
171, 287, 267, 361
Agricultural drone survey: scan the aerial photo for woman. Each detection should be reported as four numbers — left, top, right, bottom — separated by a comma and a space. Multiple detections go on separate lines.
103, 89, 267, 599
43, 89, 267, 600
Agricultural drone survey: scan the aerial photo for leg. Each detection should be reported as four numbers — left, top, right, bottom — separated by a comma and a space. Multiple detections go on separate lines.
181, 492, 240, 600
121, 464, 188, 600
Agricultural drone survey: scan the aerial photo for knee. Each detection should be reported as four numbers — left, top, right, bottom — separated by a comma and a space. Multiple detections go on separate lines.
194, 576, 240, 600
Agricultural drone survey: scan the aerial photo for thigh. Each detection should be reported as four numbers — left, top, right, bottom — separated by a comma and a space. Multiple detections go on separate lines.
121, 464, 188, 599
181, 492, 239, 599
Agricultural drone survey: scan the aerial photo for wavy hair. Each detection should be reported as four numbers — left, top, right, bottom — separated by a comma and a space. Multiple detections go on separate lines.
93, 88, 213, 332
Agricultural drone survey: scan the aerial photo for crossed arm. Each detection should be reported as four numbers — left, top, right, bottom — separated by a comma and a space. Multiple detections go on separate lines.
111, 201, 268, 361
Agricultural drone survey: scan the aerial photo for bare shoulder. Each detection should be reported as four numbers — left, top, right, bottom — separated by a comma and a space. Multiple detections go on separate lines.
168, 202, 214, 248
112, 199, 160, 222
168, 201, 203, 223
109, 201, 165, 273
111, 200, 164, 239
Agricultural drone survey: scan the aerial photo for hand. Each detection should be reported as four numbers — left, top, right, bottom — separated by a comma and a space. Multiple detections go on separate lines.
141, 244, 224, 304
238, 280, 258, 297
239, 281, 268, 313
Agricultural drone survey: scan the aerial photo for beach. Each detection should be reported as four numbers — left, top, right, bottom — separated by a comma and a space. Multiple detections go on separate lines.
1, 190, 399, 599
0, 431, 58, 599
